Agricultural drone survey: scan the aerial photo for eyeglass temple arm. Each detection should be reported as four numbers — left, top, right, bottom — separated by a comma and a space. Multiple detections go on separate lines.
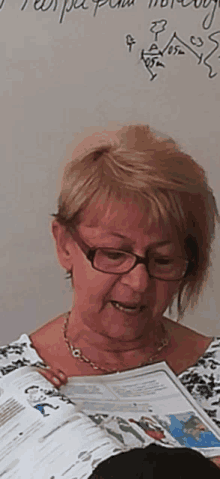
69, 229, 94, 258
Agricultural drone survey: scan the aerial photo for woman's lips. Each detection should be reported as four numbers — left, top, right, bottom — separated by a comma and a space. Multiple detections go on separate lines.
110, 301, 146, 314
111, 300, 139, 309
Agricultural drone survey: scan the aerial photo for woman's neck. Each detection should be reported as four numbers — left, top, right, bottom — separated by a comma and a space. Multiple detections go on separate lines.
64, 309, 170, 370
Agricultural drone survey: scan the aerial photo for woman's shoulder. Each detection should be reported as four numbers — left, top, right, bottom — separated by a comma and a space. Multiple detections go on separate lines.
29, 312, 82, 374
0, 333, 46, 379
177, 332, 220, 381
29, 313, 66, 358
0, 312, 70, 380
29, 312, 67, 339
162, 317, 214, 375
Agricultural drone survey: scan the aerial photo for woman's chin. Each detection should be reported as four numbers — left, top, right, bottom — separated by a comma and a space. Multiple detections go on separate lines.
83, 302, 160, 345
100, 311, 150, 343
100, 304, 165, 345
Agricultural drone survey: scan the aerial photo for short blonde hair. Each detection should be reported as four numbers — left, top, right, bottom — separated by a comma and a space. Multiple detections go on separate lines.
51, 124, 219, 320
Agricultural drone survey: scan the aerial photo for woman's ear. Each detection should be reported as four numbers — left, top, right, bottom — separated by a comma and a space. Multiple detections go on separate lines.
51, 221, 73, 271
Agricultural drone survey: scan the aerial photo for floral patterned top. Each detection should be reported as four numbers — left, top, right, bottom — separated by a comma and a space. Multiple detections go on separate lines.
1, 333, 220, 429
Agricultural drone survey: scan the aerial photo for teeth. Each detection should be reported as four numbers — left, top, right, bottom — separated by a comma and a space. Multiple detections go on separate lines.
112, 301, 140, 312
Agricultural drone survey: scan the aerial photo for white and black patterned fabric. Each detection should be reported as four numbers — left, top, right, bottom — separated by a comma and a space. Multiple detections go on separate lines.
1, 333, 220, 429
178, 338, 220, 429
0, 334, 47, 377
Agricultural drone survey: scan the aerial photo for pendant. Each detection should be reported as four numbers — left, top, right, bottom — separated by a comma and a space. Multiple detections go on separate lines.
71, 348, 81, 358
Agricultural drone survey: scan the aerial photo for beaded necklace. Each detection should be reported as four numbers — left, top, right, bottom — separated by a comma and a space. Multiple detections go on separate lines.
62, 311, 170, 374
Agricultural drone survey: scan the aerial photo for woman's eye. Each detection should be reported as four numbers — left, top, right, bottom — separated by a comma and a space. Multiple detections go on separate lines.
155, 258, 174, 265
104, 251, 124, 260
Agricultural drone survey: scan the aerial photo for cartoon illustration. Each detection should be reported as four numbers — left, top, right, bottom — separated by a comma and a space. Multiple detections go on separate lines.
89, 413, 145, 445
24, 385, 59, 417
129, 415, 177, 446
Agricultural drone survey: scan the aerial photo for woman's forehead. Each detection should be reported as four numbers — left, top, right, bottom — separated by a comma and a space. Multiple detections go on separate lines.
81, 197, 152, 229
79, 196, 173, 241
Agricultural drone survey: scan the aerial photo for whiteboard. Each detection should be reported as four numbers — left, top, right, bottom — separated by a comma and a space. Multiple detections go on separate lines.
0, 0, 219, 343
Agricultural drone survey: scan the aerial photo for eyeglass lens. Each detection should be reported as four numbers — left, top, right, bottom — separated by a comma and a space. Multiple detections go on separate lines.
93, 249, 187, 279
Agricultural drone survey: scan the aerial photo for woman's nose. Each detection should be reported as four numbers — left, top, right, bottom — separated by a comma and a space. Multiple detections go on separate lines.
120, 263, 152, 292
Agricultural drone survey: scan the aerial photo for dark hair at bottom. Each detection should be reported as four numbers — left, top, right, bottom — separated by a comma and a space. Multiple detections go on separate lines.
88, 444, 219, 479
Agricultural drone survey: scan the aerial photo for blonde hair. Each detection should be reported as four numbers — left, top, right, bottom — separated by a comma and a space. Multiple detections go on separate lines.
51, 124, 219, 320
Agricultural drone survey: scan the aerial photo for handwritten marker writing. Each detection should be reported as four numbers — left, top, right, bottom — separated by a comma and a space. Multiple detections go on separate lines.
92, 0, 135, 18
126, 34, 136, 52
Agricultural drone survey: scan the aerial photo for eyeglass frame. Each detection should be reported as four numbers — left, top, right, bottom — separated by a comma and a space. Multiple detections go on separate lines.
68, 228, 192, 282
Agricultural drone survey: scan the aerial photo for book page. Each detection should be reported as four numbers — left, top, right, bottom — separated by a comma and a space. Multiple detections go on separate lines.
0, 367, 125, 478
61, 361, 220, 458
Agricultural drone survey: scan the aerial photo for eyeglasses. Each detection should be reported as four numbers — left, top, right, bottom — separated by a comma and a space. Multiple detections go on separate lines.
70, 229, 190, 281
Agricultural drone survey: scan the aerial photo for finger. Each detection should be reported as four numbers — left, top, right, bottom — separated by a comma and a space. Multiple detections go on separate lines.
42, 367, 67, 384
37, 368, 67, 389
57, 370, 68, 384
46, 368, 68, 385
36, 368, 60, 387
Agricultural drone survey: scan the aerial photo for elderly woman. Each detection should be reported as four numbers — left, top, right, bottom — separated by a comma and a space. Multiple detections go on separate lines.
1, 125, 220, 468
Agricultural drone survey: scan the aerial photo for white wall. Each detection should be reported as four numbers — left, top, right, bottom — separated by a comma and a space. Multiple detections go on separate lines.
0, 1, 220, 344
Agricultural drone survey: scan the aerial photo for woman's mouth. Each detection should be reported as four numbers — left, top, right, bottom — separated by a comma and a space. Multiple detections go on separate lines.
110, 301, 145, 314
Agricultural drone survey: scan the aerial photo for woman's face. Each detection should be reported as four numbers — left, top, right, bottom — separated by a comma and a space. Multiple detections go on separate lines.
56, 197, 182, 345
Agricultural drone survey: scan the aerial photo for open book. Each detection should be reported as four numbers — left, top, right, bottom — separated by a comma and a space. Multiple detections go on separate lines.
1, 362, 220, 478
